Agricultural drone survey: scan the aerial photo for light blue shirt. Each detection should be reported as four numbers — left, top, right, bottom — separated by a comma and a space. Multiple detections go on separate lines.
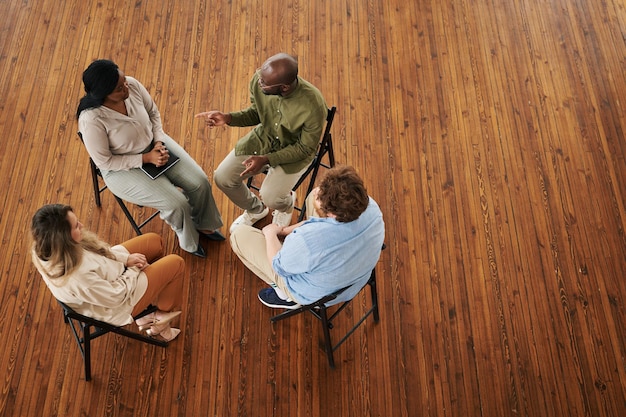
272, 198, 385, 305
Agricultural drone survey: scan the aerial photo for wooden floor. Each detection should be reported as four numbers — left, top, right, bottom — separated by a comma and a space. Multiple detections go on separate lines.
1, 0, 625, 416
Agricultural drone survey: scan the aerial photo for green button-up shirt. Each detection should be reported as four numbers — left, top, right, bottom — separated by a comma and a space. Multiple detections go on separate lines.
229, 73, 328, 174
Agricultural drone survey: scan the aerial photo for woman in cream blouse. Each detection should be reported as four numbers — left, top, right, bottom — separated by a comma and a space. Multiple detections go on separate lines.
31, 204, 185, 341
77, 59, 223, 257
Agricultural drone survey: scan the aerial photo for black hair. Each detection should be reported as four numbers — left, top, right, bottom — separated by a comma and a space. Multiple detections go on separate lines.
75, 59, 120, 119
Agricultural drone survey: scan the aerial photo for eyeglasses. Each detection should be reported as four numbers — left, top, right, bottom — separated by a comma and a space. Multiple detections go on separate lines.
255, 68, 286, 89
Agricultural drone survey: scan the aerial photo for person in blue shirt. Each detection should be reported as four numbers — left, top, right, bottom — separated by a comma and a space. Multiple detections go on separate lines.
230, 165, 385, 309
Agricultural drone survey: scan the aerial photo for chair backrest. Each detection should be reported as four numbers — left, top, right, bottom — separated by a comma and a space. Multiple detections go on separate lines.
316, 106, 336, 167
57, 299, 166, 381
293, 106, 337, 221
269, 243, 384, 367
292, 106, 336, 189
77, 131, 105, 207
77, 131, 160, 235
270, 266, 379, 368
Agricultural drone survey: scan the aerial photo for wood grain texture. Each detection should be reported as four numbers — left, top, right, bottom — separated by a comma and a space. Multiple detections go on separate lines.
0, 0, 625, 416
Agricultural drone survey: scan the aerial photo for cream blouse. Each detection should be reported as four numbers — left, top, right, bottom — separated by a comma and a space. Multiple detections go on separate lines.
32, 245, 148, 326
78, 76, 170, 172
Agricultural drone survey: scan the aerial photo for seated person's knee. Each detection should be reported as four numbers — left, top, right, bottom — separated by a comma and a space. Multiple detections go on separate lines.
259, 189, 292, 211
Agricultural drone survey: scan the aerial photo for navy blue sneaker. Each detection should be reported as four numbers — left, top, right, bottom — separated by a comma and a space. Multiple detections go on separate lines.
258, 288, 300, 309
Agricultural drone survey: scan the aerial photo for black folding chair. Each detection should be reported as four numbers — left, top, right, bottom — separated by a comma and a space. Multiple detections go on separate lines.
57, 301, 167, 381
78, 132, 160, 235
247, 106, 337, 222
270, 252, 382, 368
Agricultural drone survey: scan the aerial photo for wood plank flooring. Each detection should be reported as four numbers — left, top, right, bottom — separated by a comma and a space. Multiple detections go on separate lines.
0, 0, 625, 416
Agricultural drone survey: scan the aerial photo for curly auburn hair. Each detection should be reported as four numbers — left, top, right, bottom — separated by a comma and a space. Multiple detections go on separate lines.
317, 165, 369, 223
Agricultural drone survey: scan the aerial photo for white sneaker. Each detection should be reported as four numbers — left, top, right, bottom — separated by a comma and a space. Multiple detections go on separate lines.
230, 207, 270, 233
272, 191, 297, 227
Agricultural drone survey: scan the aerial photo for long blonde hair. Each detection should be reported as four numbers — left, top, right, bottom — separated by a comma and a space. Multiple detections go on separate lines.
31, 204, 116, 279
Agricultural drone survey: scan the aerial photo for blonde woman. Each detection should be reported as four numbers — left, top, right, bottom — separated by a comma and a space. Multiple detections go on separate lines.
31, 204, 185, 341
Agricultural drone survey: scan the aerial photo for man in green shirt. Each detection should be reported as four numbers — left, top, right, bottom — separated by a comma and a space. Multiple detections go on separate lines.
196, 53, 328, 232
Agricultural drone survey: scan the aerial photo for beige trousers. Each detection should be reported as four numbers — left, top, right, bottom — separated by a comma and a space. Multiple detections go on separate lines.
214, 149, 309, 213
229, 191, 320, 300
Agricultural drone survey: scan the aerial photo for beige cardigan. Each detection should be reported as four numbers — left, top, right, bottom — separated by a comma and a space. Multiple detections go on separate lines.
33, 245, 148, 326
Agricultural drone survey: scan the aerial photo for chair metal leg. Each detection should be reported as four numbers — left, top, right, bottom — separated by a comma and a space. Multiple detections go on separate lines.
82, 323, 92, 381
327, 135, 335, 167
89, 159, 102, 207
369, 270, 380, 322
318, 306, 336, 368
59, 303, 166, 381
113, 195, 154, 236
85, 149, 159, 235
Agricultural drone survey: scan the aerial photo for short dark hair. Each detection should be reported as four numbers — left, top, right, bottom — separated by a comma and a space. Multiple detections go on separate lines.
317, 165, 369, 222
